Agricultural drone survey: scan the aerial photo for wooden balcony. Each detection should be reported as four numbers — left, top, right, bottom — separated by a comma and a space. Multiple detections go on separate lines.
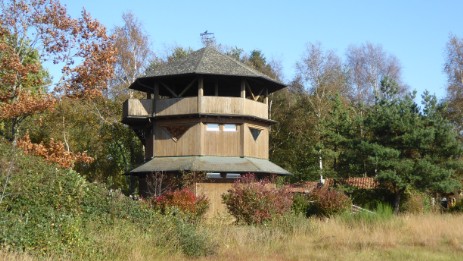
200, 97, 268, 119
122, 97, 268, 122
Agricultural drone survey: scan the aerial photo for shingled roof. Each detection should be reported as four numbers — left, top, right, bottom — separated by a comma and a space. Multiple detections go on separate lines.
130, 156, 291, 175
129, 46, 286, 93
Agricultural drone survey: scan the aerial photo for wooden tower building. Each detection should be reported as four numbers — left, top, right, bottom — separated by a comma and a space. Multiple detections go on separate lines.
122, 47, 290, 213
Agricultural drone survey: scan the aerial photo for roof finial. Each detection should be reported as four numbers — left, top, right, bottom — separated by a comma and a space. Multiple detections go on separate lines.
200, 30, 216, 47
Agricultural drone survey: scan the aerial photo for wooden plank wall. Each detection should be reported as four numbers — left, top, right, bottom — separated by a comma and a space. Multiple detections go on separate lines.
243, 99, 268, 119
126, 97, 268, 119
125, 99, 152, 117
155, 97, 197, 116
243, 123, 269, 159
195, 182, 234, 221
152, 119, 268, 158
201, 97, 268, 119
154, 121, 201, 156
202, 124, 240, 156
201, 97, 242, 115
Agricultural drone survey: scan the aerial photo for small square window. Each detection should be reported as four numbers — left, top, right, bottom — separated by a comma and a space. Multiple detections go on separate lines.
206, 123, 219, 131
223, 124, 237, 132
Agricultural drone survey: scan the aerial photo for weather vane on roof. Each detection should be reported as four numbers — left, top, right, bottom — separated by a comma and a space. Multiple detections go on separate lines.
200, 30, 216, 47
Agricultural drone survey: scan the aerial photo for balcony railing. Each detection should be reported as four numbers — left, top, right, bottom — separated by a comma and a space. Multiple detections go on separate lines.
123, 97, 268, 121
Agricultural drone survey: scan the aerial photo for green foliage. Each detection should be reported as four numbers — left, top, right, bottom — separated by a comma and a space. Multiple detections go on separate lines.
291, 193, 311, 216
449, 198, 463, 213
24, 97, 143, 192
307, 187, 352, 217
351, 89, 463, 212
340, 203, 394, 227
401, 190, 434, 214
0, 141, 215, 258
222, 174, 293, 224
347, 188, 395, 210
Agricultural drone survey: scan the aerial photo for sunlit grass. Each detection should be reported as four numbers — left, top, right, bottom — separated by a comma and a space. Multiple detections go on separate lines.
3, 213, 463, 260
198, 213, 463, 261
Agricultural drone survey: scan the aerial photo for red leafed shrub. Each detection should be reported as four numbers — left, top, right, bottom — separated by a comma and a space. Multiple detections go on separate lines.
151, 188, 209, 221
222, 174, 293, 224
308, 187, 352, 217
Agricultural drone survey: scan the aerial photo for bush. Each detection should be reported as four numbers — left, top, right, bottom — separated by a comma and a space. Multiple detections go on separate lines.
347, 187, 395, 209
450, 198, 463, 212
307, 187, 352, 217
222, 174, 293, 224
150, 188, 209, 222
291, 193, 311, 216
0, 141, 215, 258
401, 190, 433, 214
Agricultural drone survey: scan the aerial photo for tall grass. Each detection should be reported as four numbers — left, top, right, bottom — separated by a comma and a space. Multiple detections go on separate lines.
198, 212, 463, 261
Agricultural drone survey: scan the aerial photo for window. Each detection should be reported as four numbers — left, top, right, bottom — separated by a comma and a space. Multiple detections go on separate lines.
250, 127, 262, 140
206, 123, 220, 131
206, 172, 221, 179
223, 124, 237, 132
226, 173, 241, 179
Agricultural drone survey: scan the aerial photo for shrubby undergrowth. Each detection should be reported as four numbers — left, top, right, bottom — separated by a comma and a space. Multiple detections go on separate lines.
150, 188, 209, 223
307, 187, 352, 217
0, 141, 215, 258
222, 174, 293, 224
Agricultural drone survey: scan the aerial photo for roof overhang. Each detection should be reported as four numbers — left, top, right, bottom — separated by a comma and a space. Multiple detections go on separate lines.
154, 113, 277, 125
130, 156, 291, 176
129, 74, 286, 94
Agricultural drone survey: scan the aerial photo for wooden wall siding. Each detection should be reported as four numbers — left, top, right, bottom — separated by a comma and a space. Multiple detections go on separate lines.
155, 97, 197, 116
123, 99, 152, 118
243, 123, 269, 159
202, 124, 240, 156
243, 98, 268, 119
195, 182, 234, 221
125, 97, 268, 120
201, 96, 242, 115
145, 129, 154, 159
201, 97, 268, 119
154, 123, 200, 156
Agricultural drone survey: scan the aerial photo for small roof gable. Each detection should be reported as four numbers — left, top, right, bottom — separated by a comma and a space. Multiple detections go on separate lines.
130, 47, 285, 93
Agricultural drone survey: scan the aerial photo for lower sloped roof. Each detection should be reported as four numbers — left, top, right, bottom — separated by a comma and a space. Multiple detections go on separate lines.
130, 156, 290, 175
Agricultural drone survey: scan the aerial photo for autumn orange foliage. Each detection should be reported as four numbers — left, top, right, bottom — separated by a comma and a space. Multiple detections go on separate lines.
17, 133, 94, 168
0, 91, 56, 120
0, 0, 116, 98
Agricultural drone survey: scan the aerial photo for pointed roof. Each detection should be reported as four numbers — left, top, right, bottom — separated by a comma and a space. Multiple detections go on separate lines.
129, 47, 285, 93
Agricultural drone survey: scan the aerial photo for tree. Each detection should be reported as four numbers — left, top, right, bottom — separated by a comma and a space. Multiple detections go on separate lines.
25, 97, 143, 190
0, 0, 115, 142
444, 34, 463, 136
346, 42, 406, 105
109, 12, 153, 100
0, 15, 55, 141
269, 80, 318, 181
363, 86, 461, 213
294, 43, 348, 181
245, 50, 280, 80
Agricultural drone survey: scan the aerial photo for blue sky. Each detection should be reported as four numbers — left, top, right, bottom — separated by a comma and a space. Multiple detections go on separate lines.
60, 0, 462, 101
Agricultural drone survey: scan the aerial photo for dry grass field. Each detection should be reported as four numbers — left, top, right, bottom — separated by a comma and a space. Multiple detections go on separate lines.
197, 213, 463, 261
2, 213, 463, 261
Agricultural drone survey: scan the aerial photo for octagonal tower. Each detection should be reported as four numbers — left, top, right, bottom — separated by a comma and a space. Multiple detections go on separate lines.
122, 46, 290, 198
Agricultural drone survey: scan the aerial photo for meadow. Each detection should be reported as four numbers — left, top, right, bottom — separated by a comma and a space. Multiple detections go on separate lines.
2, 213, 462, 261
